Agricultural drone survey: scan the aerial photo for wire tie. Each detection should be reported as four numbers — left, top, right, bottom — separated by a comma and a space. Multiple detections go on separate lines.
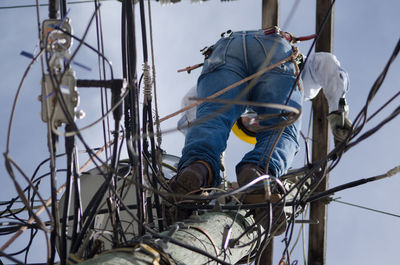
44, 90, 56, 100
20, 51, 34, 59
63, 57, 92, 71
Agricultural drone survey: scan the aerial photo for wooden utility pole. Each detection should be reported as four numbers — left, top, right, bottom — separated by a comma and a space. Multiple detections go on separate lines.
262, 0, 279, 30
260, 1, 279, 264
308, 0, 334, 265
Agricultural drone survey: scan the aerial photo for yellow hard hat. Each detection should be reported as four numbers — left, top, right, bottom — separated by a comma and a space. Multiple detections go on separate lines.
232, 117, 257, 145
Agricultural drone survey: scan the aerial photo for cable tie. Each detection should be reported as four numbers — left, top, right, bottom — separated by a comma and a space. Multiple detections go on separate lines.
63, 58, 92, 71
72, 61, 92, 71
44, 90, 56, 100
20, 51, 34, 59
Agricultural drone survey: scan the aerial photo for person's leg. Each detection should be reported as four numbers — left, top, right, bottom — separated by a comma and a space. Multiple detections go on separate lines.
177, 33, 248, 187
238, 33, 303, 178
240, 71, 302, 177
233, 33, 303, 235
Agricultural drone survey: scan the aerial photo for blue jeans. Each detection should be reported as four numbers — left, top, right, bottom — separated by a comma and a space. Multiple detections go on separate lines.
178, 30, 303, 186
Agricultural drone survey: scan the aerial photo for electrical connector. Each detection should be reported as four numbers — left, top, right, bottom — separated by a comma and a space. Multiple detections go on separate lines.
40, 68, 83, 127
41, 19, 72, 51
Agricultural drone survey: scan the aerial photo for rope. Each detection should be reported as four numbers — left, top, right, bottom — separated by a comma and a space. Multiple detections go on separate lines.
157, 48, 300, 124
292, 56, 302, 91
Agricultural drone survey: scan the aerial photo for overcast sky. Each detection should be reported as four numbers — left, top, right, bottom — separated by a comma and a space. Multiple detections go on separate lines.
1, 0, 400, 264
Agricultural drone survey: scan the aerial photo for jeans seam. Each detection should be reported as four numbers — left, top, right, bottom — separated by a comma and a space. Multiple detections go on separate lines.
242, 33, 248, 73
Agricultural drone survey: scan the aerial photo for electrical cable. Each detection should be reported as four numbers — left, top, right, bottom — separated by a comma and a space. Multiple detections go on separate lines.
26, 155, 66, 207
61, 0, 68, 19
279, 170, 319, 263
83, 13, 342, 256
351, 38, 400, 140
3, 156, 52, 232
6, 0, 400, 262
253, 202, 272, 265
50, 85, 129, 137
346, 105, 400, 151
24, 229, 39, 263
42, 23, 64, 262
335, 37, 400, 156
40, 3, 125, 257
252, 8, 342, 251
110, 119, 126, 246
0, 169, 67, 220
43, 14, 129, 141
120, 1, 141, 236
49, 0, 58, 19
146, 0, 163, 167
333, 198, 400, 219
158, 48, 300, 125
65, 111, 124, 257
94, 0, 112, 163
366, 91, 400, 123
122, 0, 147, 237
5, 50, 43, 154
3, 167, 94, 257
138, 0, 164, 230
326, 38, 400, 173
60, 125, 75, 264
0, 250, 25, 264
41, 32, 61, 228
1, 186, 39, 219
289, 205, 308, 256
306, 164, 400, 204
22, 181, 42, 262
0, 0, 116, 10
0, 157, 51, 260
226, 163, 323, 249
70, 147, 83, 252
48, 132, 59, 265
250, 0, 398, 248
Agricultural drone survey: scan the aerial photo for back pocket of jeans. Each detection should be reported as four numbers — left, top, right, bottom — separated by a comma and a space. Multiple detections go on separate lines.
200, 37, 232, 77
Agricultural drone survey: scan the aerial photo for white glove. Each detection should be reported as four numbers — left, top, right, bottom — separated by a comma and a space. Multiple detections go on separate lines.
327, 110, 352, 146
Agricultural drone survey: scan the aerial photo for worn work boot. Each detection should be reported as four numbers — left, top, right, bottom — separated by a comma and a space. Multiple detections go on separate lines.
164, 161, 213, 225
169, 161, 213, 196
236, 163, 287, 236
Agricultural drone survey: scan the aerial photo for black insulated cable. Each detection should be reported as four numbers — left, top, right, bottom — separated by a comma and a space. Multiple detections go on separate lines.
60, 124, 75, 265
123, 0, 146, 236
49, 0, 58, 19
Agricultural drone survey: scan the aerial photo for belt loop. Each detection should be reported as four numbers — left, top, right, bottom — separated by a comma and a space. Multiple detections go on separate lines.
263, 26, 280, 35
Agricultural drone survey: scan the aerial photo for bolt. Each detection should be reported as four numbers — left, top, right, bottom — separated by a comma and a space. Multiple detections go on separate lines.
71, 96, 78, 104
75, 110, 85, 119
